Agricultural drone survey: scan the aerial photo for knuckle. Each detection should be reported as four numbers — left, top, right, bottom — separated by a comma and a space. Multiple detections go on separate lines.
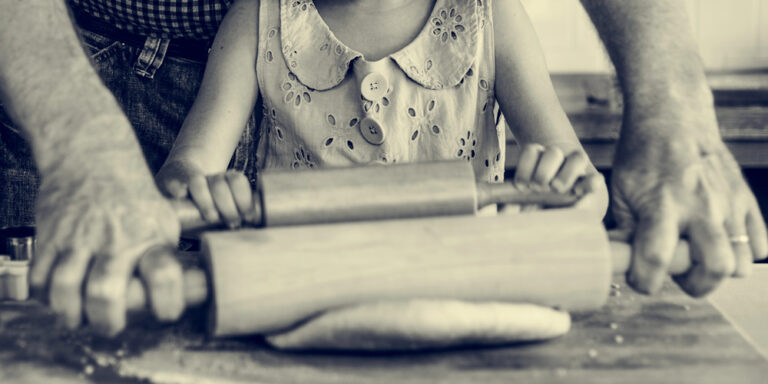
522, 143, 545, 156
225, 170, 244, 181
189, 174, 207, 187
51, 270, 81, 292
640, 252, 668, 270
207, 173, 227, 185
86, 278, 124, 302
566, 150, 586, 162
544, 145, 564, 158
148, 264, 183, 288
141, 254, 182, 284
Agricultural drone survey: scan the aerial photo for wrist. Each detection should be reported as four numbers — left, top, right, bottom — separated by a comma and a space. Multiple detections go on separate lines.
34, 118, 159, 199
617, 80, 723, 169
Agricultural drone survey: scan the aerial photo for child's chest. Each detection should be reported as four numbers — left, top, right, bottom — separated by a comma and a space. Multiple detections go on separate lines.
314, 0, 436, 61
257, 0, 503, 180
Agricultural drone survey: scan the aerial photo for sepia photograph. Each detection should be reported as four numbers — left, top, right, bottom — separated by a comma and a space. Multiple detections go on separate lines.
1, 0, 767, 382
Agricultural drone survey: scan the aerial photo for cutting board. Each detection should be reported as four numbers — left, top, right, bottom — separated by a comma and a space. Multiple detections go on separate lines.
1, 274, 767, 384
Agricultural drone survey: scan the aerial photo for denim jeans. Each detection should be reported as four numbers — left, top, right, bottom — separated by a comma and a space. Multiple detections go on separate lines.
0, 22, 258, 228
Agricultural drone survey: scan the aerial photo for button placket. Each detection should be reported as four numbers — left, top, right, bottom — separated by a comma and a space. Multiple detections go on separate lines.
357, 66, 390, 145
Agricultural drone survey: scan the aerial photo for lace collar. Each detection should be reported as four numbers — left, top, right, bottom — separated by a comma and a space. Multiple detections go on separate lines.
280, 0, 479, 90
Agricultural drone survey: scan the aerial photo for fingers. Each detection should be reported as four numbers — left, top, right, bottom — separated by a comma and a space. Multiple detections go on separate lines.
155, 161, 195, 199
29, 241, 57, 298
725, 210, 752, 278
49, 249, 90, 329
552, 151, 588, 193
627, 207, 679, 295
531, 147, 564, 187
515, 144, 589, 194
514, 143, 545, 187
163, 178, 189, 199
188, 175, 220, 223
179, 170, 253, 228
208, 173, 244, 228
746, 198, 768, 261
225, 171, 256, 223
573, 173, 608, 218
675, 220, 735, 297
84, 254, 134, 336
138, 247, 185, 322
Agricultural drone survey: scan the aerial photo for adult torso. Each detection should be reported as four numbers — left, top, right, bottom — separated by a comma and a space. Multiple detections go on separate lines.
68, 0, 232, 39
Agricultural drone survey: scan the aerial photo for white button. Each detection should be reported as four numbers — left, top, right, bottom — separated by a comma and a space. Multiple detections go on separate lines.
360, 72, 388, 100
359, 117, 385, 145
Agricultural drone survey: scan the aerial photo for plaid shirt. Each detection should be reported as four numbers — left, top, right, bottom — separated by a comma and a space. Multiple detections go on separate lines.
69, 0, 232, 39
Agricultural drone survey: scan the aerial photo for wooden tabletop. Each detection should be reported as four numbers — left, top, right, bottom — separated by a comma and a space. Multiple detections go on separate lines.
1, 271, 767, 384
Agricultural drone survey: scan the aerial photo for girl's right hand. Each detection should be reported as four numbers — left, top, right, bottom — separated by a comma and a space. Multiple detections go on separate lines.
156, 160, 256, 228
513, 144, 608, 218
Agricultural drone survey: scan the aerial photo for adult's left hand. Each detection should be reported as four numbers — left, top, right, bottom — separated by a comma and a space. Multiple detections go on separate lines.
611, 99, 768, 297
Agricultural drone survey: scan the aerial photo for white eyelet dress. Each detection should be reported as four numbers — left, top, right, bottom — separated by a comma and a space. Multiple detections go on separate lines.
255, 0, 505, 184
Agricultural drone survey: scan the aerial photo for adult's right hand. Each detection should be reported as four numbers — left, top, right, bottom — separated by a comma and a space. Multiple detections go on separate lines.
0, 0, 183, 337
30, 159, 183, 336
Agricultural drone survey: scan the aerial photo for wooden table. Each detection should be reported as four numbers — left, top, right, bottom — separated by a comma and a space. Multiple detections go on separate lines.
1, 269, 767, 384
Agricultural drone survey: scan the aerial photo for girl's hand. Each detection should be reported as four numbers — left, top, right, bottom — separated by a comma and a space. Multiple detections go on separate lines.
156, 160, 255, 229
513, 144, 608, 217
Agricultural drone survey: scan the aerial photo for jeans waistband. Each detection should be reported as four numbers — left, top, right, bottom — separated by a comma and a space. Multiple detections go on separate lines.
71, 9, 212, 62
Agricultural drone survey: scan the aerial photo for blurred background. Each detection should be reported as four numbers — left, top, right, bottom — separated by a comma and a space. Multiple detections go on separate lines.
524, 0, 768, 73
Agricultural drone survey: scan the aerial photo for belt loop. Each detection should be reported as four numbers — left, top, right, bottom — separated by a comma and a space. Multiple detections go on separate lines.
133, 36, 170, 79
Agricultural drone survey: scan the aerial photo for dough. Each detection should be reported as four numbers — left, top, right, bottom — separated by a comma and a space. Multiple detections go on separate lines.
267, 300, 570, 351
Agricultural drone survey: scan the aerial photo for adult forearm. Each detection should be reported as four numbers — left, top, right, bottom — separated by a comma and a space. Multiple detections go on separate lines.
0, 0, 145, 177
579, 1, 718, 141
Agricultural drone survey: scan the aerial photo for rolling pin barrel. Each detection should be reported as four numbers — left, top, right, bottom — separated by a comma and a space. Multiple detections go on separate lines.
127, 209, 690, 337
203, 209, 613, 336
171, 161, 580, 232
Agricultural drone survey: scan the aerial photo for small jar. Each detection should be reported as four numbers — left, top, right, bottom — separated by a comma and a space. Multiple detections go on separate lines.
1, 226, 35, 261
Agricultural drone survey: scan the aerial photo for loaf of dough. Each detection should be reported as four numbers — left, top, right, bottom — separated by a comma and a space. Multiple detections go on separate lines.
267, 300, 570, 351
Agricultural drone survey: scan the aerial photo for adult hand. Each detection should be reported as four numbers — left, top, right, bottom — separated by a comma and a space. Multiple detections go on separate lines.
611, 102, 768, 297
30, 161, 183, 336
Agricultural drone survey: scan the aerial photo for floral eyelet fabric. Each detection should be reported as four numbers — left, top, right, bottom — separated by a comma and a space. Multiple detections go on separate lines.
255, 0, 505, 183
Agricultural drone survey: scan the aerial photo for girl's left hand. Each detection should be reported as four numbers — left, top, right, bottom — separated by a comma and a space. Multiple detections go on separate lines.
513, 144, 608, 217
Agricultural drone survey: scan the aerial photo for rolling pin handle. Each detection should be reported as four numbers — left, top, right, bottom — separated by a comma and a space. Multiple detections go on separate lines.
609, 230, 691, 275
476, 182, 581, 208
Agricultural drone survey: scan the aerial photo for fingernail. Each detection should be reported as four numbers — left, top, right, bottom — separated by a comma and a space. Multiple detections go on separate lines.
515, 182, 529, 192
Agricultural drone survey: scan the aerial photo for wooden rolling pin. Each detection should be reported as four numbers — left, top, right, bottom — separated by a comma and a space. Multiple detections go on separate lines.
172, 161, 581, 232
127, 209, 690, 337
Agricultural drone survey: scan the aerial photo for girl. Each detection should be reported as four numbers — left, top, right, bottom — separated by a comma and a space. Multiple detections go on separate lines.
156, 0, 608, 227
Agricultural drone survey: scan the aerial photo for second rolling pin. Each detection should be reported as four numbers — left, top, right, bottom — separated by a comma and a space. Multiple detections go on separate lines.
171, 160, 581, 231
